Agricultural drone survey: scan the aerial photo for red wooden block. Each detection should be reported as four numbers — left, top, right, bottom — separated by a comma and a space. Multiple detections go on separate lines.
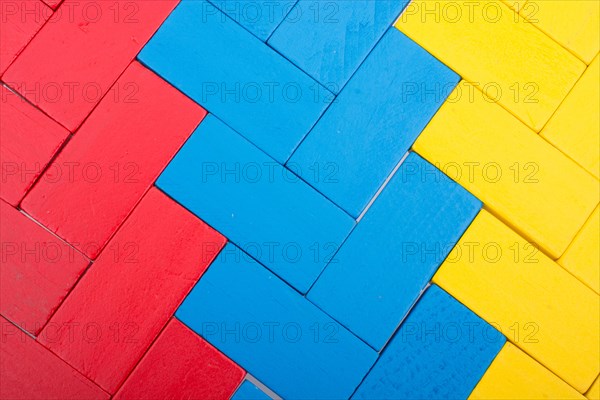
0, 0, 50, 75
0, 85, 70, 206
0, 316, 108, 400
38, 187, 226, 394
21, 61, 206, 259
114, 318, 245, 399
2, 0, 178, 131
0, 199, 89, 335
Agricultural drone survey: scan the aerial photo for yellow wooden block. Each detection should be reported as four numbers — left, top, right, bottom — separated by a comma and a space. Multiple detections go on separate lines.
395, 0, 585, 131
469, 343, 585, 399
524, 1, 599, 64
542, 54, 600, 179
559, 206, 600, 294
587, 376, 600, 400
412, 81, 598, 258
433, 209, 600, 392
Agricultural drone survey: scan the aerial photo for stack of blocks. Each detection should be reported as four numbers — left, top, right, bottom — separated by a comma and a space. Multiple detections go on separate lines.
1, 0, 599, 399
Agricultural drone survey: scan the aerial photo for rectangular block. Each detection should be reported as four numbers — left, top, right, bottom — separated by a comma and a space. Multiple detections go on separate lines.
3, 0, 178, 131
353, 285, 505, 400
433, 209, 600, 392
0, 199, 89, 335
21, 62, 206, 259
38, 188, 226, 393
524, 1, 599, 63
395, 0, 585, 131
542, 54, 599, 179
114, 318, 244, 400
268, 0, 409, 91
138, 0, 332, 163
0, 0, 50, 75
157, 114, 355, 293
288, 29, 459, 217
308, 153, 481, 349
559, 206, 599, 294
210, 0, 298, 41
0, 316, 108, 400
469, 343, 585, 399
1, 85, 70, 206
232, 380, 271, 400
176, 243, 378, 399
413, 81, 598, 258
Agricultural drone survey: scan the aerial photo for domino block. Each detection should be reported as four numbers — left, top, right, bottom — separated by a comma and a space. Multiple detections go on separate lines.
469, 343, 585, 399
138, 0, 332, 163
113, 318, 244, 400
176, 243, 378, 399
588, 376, 600, 400
523, 1, 599, 64
2, 0, 178, 131
0, 85, 69, 206
0, 200, 88, 335
232, 380, 272, 400
308, 153, 481, 349
412, 81, 598, 259
288, 29, 459, 217
433, 209, 600, 392
395, 0, 585, 131
353, 285, 505, 399
0, 316, 108, 400
157, 115, 355, 293
0, 0, 50, 75
38, 188, 226, 393
268, 0, 409, 92
21, 62, 206, 259
209, 0, 298, 41
559, 206, 599, 294
542, 54, 599, 179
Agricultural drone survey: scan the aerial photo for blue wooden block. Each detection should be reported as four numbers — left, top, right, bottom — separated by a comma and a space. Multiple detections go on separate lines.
353, 285, 505, 400
268, 0, 409, 92
176, 243, 377, 400
156, 115, 355, 293
138, 0, 332, 163
287, 29, 460, 217
208, 0, 298, 41
307, 153, 482, 350
231, 380, 271, 400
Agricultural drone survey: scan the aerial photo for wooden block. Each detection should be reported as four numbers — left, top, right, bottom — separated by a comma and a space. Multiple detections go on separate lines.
232, 380, 272, 400
433, 209, 600, 392
176, 243, 377, 399
308, 153, 481, 349
587, 376, 600, 400
268, 0, 408, 92
113, 318, 244, 400
559, 206, 600, 294
0, 85, 70, 206
210, 0, 298, 41
0, 199, 89, 335
412, 81, 598, 259
395, 0, 585, 131
542, 54, 599, 179
353, 285, 505, 399
38, 188, 226, 393
469, 343, 585, 399
287, 29, 459, 217
21, 62, 206, 259
138, 0, 332, 163
157, 115, 355, 293
0, 316, 108, 400
0, 0, 50, 75
524, 1, 599, 64
2, 0, 178, 131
